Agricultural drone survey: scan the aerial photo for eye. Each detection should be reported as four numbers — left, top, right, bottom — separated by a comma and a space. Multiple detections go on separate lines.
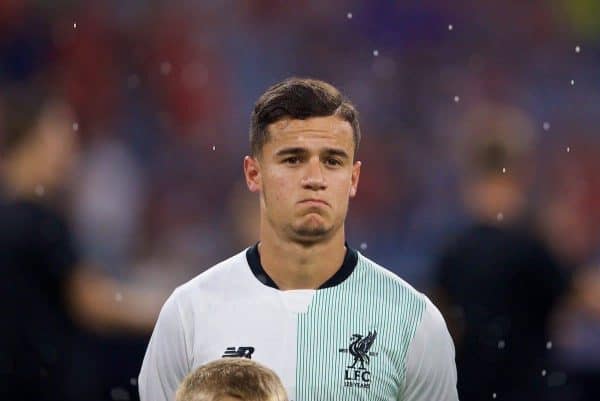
283, 156, 301, 165
325, 158, 342, 167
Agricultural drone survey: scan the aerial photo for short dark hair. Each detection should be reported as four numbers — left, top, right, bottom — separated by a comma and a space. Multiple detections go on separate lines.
250, 77, 360, 159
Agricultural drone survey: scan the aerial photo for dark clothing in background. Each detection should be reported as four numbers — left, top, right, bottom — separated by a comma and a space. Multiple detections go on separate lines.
0, 196, 78, 401
435, 221, 570, 401
0, 195, 144, 401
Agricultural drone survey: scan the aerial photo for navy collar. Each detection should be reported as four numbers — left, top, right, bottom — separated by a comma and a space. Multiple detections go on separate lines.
245, 242, 358, 290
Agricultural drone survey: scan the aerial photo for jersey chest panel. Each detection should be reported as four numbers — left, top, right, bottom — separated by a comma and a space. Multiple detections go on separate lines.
295, 290, 409, 401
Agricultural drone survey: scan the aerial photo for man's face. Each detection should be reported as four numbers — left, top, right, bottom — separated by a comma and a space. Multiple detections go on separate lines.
244, 115, 361, 244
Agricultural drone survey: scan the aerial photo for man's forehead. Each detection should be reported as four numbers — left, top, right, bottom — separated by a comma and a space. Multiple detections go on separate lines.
267, 116, 353, 145
270, 115, 350, 131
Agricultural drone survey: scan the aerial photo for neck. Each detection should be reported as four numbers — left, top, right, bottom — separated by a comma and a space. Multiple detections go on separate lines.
258, 225, 347, 290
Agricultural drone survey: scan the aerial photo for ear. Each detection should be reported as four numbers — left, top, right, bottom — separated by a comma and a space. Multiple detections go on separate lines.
350, 160, 361, 198
243, 155, 261, 193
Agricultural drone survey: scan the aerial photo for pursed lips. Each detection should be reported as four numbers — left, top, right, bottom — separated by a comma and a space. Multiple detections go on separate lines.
298, 198, 329, 206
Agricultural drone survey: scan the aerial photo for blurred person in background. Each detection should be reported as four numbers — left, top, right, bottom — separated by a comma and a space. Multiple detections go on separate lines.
538, 142, 600, 401
0, 87, 163, 401
432, 103, 571, 401
175, 358, 288, 401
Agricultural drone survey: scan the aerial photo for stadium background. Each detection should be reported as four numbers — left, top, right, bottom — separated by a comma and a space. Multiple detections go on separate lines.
1, 1, 600, 400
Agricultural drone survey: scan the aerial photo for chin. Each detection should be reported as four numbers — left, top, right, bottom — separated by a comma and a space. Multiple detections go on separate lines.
297, 228, 329, 237
288, 213, 338, 237
292, 222, 332, 238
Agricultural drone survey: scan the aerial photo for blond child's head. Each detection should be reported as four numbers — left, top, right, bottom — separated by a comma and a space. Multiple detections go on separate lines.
175, 358, 288, 401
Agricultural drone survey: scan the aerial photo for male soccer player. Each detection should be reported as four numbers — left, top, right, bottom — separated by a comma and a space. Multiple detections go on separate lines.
175, 358, 288, 401
139, 77, 458, 401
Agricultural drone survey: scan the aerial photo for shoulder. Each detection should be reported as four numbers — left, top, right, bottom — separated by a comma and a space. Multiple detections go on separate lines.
355, 252, 427, 305
167, 247, 257, 309
350, 252, 433, 334
354, 253, 455, 377
413, 296, 452, 342
405, 294, 454, 365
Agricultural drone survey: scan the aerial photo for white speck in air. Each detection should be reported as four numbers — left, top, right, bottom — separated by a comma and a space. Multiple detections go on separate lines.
542, 370, 547, 376
35, 185, 45, 196
502, 167, 506, 174
575, 46, 581, 53
73, 22, 77, 29
360, 242, 368, 250
454, 96, 460, 103
347, 12, 353, 19
373, 50, 379, 57
546, 341, 553, 349
566, 146, 571, 153
492, 393, 497, 399
73, 122, 79, 131
498, 340, 505, 349
570, 80, 575, 86
497, 213, 504, 221
543, 122, 551, 131
448, 24, 453, 31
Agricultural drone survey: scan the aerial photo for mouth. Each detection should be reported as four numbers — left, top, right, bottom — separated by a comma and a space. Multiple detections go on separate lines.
298, 199, 329, 207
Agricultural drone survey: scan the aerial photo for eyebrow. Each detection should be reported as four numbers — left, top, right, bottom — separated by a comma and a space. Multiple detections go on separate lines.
275, 147, 350, 160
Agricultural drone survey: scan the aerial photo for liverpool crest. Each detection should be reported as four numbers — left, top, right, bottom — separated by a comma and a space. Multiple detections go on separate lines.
339, 330, 378, 389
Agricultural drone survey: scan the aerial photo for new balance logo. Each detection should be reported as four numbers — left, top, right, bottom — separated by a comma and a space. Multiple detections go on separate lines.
222, 346, 255, 359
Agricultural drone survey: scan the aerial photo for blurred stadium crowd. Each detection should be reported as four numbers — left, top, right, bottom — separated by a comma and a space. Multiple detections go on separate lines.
1, 1, 600, 400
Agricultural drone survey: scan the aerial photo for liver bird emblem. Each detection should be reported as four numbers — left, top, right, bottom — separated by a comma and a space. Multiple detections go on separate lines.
348, 330, 377, 370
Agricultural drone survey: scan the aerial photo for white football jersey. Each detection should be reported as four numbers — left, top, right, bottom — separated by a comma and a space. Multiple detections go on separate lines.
139, 244, 458, 401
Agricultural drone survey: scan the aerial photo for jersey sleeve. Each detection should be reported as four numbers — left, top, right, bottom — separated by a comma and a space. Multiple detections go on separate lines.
402, 297, 459, 401
139, 290, 191, 401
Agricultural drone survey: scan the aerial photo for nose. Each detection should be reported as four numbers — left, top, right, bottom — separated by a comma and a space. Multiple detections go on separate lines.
301, 157, 327, 190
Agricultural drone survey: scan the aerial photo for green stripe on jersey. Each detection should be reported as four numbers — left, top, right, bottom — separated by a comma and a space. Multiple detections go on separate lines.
296, 254, 426, 401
